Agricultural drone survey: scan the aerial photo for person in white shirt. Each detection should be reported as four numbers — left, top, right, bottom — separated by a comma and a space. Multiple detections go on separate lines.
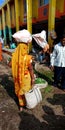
50, 33, 65, 91
0, 36, 4, 48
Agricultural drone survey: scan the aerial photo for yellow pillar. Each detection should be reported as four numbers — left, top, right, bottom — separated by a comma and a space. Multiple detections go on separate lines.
0, 16, 2, 36
56, 0, 64, 13
14, 0, 19, 31
19, 0, 24, 23
11, 4, 15, 27
48, 0, 56, 52
32, 0, 38, 19
7, 3, 12, 41
2, 8, 6, 45
26, 0, 32, 52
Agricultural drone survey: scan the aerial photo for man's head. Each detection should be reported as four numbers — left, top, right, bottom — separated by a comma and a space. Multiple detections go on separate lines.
61, 34, 65, 46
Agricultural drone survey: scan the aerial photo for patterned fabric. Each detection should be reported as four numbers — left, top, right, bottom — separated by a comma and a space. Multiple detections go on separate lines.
12, 43, 32, 106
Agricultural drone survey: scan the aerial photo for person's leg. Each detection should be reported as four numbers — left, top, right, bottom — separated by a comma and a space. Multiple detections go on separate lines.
54, 66, 62, 86
61, 67, 65, 90
18, 95, 26, 111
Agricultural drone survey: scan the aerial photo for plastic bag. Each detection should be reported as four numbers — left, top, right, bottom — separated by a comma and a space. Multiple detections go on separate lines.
25, 86, 42, 109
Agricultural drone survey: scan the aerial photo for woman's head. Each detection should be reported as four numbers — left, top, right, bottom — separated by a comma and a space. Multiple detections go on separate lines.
12, 29, 32, 44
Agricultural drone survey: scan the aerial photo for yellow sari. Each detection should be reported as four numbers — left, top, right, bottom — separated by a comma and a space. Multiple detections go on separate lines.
12, 43, 32, 106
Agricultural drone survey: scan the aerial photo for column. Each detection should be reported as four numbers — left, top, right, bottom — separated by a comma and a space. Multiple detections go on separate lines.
19, 0, 24, 23
56, 0, 64, 13
7, 3, 12, 41
14, 0, 19, 31
32, 0, 38, 19
11, 4, 15, 28
48, 0, 56, 52
26, 0, 32, 52
0, 15, 2, 36
2, 8, 6, 45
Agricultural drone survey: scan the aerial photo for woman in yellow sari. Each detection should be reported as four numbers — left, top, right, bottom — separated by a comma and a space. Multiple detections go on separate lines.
12, 30, 34, 111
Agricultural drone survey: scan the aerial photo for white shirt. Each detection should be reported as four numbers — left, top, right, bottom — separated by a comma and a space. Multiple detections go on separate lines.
50, 42, 65, 67
0, 37, 3, 44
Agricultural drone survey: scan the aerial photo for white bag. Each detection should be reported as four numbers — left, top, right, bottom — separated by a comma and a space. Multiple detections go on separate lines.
12, 29, 32, 43
25, 86, 42, 109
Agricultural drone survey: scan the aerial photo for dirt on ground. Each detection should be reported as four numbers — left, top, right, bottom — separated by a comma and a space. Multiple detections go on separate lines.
0, 58, 65, 130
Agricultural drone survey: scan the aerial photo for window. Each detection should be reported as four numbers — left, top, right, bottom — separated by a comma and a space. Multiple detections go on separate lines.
44, 0, 49, 5
39, 0, 49, 6
39, 0, 44, 6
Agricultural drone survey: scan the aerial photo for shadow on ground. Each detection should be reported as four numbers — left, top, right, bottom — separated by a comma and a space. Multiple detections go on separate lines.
19, 93, 65, 130
19, 101, 65, 130
47, 93, 65, 114
0, 74, 19, 107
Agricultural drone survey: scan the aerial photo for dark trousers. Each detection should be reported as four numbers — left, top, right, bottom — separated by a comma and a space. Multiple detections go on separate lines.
54, 66, 65, 89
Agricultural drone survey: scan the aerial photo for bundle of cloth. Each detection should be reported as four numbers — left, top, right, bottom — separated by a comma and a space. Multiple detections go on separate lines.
12, 29, 49, 53
32, 30, 49, 52
12, 29, 32, 43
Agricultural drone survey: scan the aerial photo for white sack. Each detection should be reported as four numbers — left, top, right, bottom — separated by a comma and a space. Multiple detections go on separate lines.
12, 29, 32, 43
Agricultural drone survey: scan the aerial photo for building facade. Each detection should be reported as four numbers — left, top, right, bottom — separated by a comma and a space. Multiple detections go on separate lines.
0, 0, 65, 50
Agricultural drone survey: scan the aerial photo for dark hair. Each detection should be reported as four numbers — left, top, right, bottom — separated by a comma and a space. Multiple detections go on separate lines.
61, 33, 65, 39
